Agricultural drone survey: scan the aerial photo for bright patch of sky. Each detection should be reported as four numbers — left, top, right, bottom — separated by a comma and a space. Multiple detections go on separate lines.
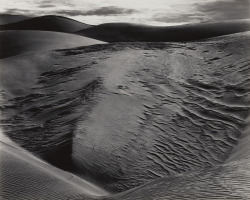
0, 0, 249, 26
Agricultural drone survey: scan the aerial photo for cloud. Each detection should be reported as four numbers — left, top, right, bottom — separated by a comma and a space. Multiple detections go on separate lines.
198, 0, 250, 21
56, 6, 137, 17
40, 0, 53, 3
154, 0, 250, 24
154, 13, 206, 24
2, 8, 33, 15
38, 4, 56, 8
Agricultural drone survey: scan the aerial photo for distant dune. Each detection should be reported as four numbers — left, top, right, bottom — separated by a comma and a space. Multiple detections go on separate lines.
0, 14, 30, 25
1, 15, 249, 43
0, 30, 105, 58
76, 19, 250, 42
0, 15, 92, 33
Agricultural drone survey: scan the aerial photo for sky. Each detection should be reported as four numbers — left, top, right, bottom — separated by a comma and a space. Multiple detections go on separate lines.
0, 0, 249, 26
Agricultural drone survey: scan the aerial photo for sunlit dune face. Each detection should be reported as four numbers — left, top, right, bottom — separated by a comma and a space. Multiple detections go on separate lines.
0, 0, 249, 26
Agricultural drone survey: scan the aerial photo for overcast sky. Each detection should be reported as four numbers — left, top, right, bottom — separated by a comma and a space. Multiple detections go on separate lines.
0, 0, 249, 25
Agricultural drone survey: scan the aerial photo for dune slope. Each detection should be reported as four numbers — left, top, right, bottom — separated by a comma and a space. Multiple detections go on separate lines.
106, 158, 250, 200
76, 19, 250, 42
0, 138, 108, 200
0, 15, 91, 33
0, 14, 30, 25
1, 31, 249, 198
0, 30, 105, 58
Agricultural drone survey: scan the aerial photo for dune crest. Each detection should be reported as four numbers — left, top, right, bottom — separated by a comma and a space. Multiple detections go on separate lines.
0, 30, 105, 59
0, 15, 92, 33
0, 14, 30, 25
76, 19, 250, 42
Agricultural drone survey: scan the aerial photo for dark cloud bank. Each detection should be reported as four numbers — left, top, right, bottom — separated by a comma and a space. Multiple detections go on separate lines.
38, 4, 56, 8
155, 0, 250, 24
199, 0, 250, 21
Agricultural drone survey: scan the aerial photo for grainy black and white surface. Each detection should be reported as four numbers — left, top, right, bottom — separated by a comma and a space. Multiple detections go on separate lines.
0, 1, 250, 199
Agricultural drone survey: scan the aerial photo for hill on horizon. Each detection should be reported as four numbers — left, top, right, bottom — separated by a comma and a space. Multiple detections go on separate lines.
0, 30, 105, 58
76, 19, 250, 42
1, 15, 250, 43
0, 15, 92, 33
0, 14, 30, 25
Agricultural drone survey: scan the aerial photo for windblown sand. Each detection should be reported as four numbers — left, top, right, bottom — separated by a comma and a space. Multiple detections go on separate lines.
0, 30, 250, 199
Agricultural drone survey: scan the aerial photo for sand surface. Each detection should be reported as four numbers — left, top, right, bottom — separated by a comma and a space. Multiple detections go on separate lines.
0, 134, 108, 199
1, 30, 249, 199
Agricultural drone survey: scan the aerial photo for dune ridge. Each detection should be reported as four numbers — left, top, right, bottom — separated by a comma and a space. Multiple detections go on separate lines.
1, 15, 249, 43
0, 30, 105, 59
0, 15, 92, 33
76, 19, 250, 42
0, 14, 30, 25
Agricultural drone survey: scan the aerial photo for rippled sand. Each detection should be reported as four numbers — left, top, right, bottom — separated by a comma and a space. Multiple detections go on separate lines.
0, 32, 250, 199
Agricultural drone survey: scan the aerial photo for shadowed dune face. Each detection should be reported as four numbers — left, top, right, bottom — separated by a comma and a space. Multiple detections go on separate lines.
0, 30, 105, 58
76, 19, 250, 42
0, 141, 108, 200
0, 14, 30, 25
0, 15, 92, 33
1, 32, 249, 194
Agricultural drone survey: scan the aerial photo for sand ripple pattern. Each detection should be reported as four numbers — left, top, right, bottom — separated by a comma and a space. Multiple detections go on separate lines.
0, 32, 249, 193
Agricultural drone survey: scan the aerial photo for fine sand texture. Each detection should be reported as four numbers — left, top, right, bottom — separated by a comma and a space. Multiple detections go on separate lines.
76, 19, 250, 42
0, 15, 92, 33
0, 30, 105, 58
0, 134, 108, 200
106, 158, 250, 200
1, 30, 249, 199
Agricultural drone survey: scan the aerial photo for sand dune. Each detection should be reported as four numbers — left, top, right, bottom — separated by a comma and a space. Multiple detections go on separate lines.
0, 30, 105, 58
0, 15, 91, 33
1, 31, 249, 199
0, 14, 30, 25
0, 136, 108, 200
1, 135, 249, 200
76, 19, 250, 42
107, 159, 250, 200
